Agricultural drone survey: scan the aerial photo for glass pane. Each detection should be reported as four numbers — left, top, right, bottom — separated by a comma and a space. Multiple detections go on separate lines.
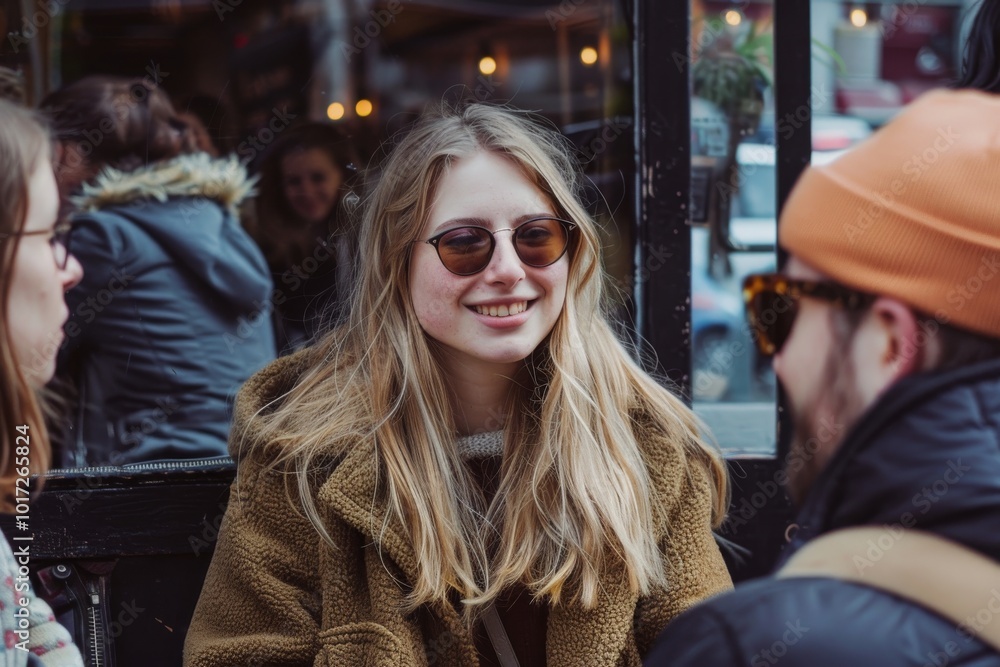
812, 1, 964, 127
689, 0, 968, 455
690, 0, 777, 455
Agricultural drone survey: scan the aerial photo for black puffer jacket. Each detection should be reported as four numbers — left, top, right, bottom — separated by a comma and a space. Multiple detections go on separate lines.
59, 154, 276, 466
646, 358, 1000, 667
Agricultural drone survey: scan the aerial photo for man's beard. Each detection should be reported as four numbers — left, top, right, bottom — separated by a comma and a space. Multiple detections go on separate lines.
783, 343, 866, 507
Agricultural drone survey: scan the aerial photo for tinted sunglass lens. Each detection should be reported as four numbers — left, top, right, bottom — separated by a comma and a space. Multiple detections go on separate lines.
772, 296, 798, 354
436, 227, 493, 275
749, 291, 774, 355
514, 219, 567, 267
750, 289, 797, 356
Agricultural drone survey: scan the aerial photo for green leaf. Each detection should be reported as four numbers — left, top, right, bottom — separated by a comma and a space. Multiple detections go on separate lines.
811, 37, 847, 75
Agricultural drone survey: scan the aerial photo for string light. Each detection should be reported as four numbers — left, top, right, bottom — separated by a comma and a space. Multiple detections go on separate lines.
478, 56, 497, 76
326, 102, 345, 121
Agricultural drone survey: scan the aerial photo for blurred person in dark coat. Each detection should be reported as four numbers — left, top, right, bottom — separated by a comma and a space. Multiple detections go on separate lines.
40, 76, 276, 466
646, 90, 1000, 667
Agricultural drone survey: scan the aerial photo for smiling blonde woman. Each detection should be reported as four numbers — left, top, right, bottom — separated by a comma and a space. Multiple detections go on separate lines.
184, 102, 731, 667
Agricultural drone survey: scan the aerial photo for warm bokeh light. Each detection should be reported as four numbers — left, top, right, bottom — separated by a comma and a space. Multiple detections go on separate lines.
478, 56, 497, 76
724, 9, 742, 26
355, 99, 373, 117
326, 102, 345, 121
850, 8, 868, 27
580, 46, 598, 66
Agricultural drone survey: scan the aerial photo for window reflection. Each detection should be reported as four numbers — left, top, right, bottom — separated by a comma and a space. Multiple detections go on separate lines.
689, 0, 778, 457
691, 0, 967, 455
689, 1, 776, 433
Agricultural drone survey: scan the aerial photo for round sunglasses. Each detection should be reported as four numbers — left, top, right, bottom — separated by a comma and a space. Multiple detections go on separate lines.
419, 217, 577, 276
742, 273, 875, 356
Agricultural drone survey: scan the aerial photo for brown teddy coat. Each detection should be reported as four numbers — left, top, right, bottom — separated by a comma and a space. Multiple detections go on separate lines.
183, 351, 732, 667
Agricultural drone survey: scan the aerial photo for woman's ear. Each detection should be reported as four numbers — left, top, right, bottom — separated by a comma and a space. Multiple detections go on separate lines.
852, 297, 936, 402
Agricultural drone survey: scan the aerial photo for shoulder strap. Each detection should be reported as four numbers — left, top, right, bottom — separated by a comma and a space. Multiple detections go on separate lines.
778, 527, 1000, 654
482, 602, 522, 667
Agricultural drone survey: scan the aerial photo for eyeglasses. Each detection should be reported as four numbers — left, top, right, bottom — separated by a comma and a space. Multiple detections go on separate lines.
0, 221, 74, 270
418, 217, 577, 276
742, 273, 875, 356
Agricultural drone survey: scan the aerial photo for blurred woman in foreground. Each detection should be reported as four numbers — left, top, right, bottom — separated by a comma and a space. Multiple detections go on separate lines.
0, 99, 84, 666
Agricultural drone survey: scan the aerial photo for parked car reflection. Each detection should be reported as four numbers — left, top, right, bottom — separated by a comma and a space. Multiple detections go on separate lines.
691, 113, 873, 402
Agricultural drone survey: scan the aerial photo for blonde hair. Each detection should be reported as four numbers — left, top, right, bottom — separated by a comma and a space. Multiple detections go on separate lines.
0, 100, 53, 511
255, 102, 728, 620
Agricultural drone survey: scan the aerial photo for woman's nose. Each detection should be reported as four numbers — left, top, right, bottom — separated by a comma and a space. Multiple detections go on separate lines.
482, 231, 526, 285
62, 253, 84, 291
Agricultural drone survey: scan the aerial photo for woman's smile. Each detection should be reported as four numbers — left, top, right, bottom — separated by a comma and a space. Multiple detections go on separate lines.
409, 150, 568, 377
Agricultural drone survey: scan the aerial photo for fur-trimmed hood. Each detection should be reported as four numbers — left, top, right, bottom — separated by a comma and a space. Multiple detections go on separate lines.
67, 152, 272, 315
73, 152, 255, 214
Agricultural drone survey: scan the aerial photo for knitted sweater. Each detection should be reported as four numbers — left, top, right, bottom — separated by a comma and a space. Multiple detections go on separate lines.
0, 530, 83, 666
184, 350, 732, 666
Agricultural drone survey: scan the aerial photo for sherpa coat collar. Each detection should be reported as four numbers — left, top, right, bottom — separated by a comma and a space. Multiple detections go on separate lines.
312, 435, 666, 665
73, 153, 254, 216
184, 350, 732, 667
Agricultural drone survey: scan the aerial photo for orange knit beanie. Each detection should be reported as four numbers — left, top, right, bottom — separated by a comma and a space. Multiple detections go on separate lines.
780, 89, 1000, 338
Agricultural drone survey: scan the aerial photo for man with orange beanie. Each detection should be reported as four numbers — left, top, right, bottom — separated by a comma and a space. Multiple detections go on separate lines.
646, 88, 1000, 666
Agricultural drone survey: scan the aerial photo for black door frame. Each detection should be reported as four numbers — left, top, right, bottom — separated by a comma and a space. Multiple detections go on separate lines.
633, 0, 811, 577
